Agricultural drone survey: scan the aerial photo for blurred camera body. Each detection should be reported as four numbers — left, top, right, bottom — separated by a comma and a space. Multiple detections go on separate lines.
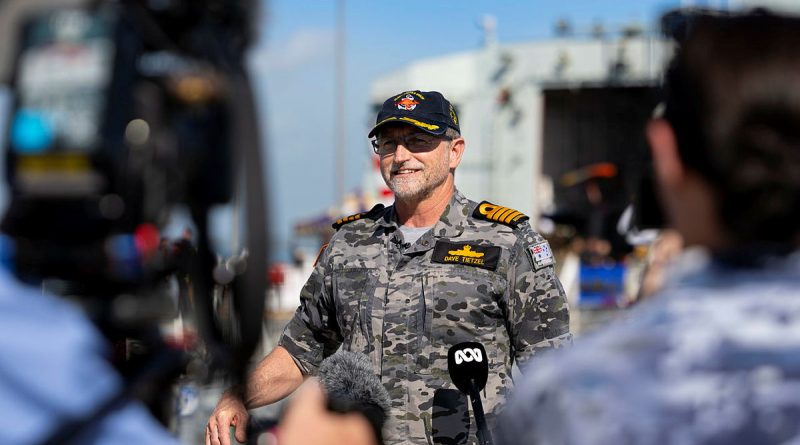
1, 1, 243, 290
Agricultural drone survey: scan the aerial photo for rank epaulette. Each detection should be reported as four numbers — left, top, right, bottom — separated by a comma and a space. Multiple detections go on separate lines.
472, 201, 529, 228
332, 204, 385, 230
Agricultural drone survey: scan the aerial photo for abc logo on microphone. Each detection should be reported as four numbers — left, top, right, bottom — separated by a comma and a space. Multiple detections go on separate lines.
454, 347, 483, 364
447, 342, 489, 395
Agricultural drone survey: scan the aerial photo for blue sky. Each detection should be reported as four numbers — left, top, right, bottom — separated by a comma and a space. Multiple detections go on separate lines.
254, 0, 684, 260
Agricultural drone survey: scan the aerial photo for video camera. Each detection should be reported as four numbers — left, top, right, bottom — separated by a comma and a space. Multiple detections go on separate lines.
0, 0, 268, 424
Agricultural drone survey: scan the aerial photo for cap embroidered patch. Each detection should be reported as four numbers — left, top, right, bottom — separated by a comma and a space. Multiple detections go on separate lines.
396, 94, 419, 111
432, 241, 500, 271
368, 90, 458, 138
528, 241, 554, 270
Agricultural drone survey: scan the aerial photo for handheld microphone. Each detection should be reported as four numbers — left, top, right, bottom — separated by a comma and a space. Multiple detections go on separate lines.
247, 351, 390, 444
318, 350, 391, 443
448, 342, 493, 445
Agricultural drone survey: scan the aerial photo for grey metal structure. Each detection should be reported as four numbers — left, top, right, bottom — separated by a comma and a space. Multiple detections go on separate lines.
369, 30, 672, 224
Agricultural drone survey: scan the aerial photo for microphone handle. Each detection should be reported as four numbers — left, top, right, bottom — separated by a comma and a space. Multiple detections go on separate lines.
468, 381, 494, 445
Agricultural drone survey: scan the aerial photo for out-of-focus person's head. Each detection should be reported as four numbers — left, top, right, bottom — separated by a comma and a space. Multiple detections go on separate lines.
648, 11, 800, 252
494, 13, 800, 445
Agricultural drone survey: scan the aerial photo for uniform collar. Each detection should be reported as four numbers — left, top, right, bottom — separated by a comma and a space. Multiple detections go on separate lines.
430, 188, 468, 239
376, 188, 468, 239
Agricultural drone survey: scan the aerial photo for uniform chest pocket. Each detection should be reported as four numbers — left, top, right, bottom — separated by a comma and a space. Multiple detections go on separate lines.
332, 268, 376, 352
418, 267, 506, 374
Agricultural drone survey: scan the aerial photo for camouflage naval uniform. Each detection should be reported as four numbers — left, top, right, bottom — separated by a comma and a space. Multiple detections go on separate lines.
496, 249, 800, 445
279, 189, 571, 444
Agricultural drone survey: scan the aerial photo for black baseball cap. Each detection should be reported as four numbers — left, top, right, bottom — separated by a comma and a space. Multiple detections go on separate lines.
368, 90, 460, 138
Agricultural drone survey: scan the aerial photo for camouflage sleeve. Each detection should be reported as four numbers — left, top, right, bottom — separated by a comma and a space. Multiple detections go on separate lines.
278, 244, 343, 375
506, 225, 572, 370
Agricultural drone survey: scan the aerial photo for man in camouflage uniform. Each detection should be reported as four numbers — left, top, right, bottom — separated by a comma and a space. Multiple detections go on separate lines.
206, 90, 570, 445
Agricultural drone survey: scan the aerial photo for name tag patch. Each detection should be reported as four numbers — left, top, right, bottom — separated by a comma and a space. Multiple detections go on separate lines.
432, 241, 500, 271
528, 241, 554, 270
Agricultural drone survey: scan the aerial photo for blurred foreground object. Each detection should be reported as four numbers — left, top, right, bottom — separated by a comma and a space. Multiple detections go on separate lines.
497, 9, 800, 445
243, 351, 391, 445
279, 381, 378, 445
0, 0, 267, 442
0, 266, 181, 444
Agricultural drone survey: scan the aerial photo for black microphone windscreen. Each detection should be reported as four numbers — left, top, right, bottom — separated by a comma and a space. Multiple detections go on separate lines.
447, 342, 489, 395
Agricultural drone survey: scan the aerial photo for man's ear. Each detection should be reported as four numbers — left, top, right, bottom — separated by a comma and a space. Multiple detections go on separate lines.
448, 137, 465, 170
646, 118, 685, 188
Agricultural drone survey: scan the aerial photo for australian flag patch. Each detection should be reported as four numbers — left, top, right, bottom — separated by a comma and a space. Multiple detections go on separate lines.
528, 241, 554, 270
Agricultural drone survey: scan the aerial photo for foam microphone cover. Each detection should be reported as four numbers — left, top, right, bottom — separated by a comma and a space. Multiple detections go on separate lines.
318, 351, 391, 441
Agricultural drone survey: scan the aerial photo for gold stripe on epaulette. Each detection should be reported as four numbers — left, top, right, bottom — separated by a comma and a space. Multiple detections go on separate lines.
496, 207, 514, 221
506, 210, 521, 222
473, 201, 529, 228
334, 213, 363, 228
484, 204, 501, 219
332, 204, 385, 230
332, 212, 367, 230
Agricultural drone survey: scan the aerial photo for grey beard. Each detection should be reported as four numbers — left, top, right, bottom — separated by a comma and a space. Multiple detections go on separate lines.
388, 174, 447, 201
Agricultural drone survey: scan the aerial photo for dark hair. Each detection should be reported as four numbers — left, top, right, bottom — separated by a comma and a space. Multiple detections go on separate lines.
663, 11, 800, 245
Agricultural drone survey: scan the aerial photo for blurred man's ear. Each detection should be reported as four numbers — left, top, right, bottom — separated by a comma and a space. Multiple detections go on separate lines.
645, 118, 729, 249
646, 119, 684, 189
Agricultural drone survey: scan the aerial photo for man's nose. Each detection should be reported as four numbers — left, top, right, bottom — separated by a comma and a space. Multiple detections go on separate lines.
393, 142, 413, 162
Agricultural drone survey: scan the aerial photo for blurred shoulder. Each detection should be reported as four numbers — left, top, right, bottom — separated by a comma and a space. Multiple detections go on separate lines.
497, 303, 672, 444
